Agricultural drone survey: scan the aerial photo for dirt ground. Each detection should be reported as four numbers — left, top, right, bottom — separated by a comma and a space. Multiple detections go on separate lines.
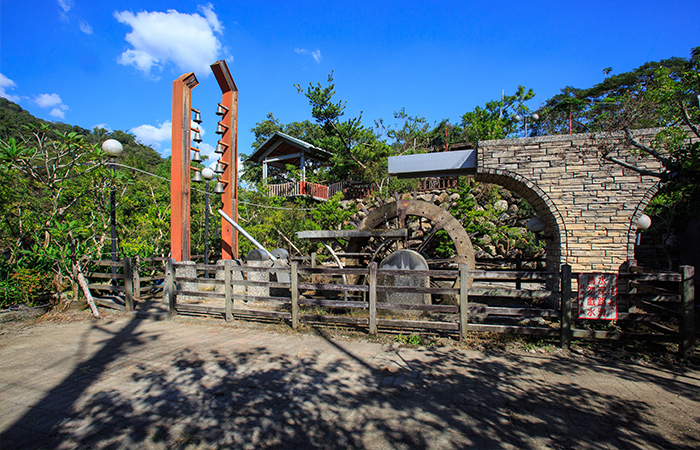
1, 309, 699, 449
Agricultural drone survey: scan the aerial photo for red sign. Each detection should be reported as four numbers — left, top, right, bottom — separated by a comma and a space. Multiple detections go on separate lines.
578, 274, 618, 320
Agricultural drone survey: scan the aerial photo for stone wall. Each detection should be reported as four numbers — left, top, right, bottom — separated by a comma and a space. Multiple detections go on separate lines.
476, 128, 686, 273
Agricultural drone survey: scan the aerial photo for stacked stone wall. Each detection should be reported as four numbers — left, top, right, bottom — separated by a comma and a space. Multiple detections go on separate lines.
477, 128, 678, 273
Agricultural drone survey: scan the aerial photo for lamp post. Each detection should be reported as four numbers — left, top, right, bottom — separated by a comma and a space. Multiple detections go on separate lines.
514, 113, 539, 138
201, 167, 215, 268
102, 139, 124, 282
636, 214, 651, 246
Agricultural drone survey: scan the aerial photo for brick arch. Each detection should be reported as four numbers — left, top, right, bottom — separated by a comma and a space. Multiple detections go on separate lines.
476, 168, 566, 270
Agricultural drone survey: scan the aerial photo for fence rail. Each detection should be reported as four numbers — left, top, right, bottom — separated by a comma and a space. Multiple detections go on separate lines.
156, 260, 696, 358
85, 256, 167, 311
83, 257, 694, 358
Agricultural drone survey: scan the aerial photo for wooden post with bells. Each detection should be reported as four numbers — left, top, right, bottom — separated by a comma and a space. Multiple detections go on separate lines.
211, 60, 239, 260
170, 72, 198, 261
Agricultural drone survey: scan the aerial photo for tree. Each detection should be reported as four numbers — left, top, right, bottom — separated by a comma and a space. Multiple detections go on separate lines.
295, 72, 392, 184
375, 107, 431, 154
459, 86, 536, 144
533, 56, 692, 136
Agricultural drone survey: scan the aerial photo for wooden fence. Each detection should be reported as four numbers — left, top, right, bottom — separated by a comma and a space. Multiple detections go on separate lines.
151, 260, 695, 359
85, 256, 168, 311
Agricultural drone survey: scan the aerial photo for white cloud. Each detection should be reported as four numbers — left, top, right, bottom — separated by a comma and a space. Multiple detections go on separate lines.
34, 93, 63, 109
295, 48, 322, 63
0, 73, 20, 102
198, 3, 223, 33
93, 124, 112, 132
57, 0, 72, 15
34, 93, 68, 119
79, 21, 94, 35
115, 5, 223, 78
131, 121, 172, 149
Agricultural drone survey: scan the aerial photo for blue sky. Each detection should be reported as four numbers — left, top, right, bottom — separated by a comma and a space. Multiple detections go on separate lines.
1, 1, 698, 165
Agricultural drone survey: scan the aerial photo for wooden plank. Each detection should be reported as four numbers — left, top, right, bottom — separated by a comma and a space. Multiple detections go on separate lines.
224, 260, 233, 322
297, 229, 407, 239
232, 294, 291, 304
176, 277, 225, 285
89, 260, 124, 267
88, 284, 125, 292
165, 258, 176, 317
478, 306, 558, 317
460, 264, 469, 341
86, 273, 124, 280
298, 267, 369, 276
618, 293, 681, 303
571, 328, 677, 342
377, 302, 459, 313
124, 257, 134, 312
468, 289, 554, 299
378, 318, 459, 331
299, 299, 368, 308
646, 321, 678, 335
376, 269, 461, 277
369, 262, 378, 335
629, 281, 676, 295
291, 261, 299, 329
621, 272, 682, 282
298, 283, 370, 293
301, 314, 369, 326
139, 276, 165, 283
93, 297, 126, 311
175, 304, 225, 315
232, 309, 291, 320
139, 257, 169, 263
230, 279, 289, 288
680, 265, 695, 359
560, 264, 572, 349
133, 257, 141, 302
139, 285, 162, 293
235, 265, 291, 274
468, 270, 557, 280
376, 285, 459, 295
636, 300, 680, 317
175, 290, 225, 299
467, 323, 560, 336
617, 313, 675, 322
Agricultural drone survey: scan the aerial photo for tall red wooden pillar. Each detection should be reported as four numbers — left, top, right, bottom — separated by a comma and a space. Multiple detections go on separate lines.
211, 60, 239, 259
170, 73, 199, 261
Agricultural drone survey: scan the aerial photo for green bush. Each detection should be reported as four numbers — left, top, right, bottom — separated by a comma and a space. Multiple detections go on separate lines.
0, 266, 53, 308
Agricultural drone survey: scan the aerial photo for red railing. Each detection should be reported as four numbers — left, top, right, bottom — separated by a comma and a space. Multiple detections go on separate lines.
267, 177, 462, 200
267, 181, 329, 200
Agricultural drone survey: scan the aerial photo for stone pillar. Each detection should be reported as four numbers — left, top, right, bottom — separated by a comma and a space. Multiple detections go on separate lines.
246, 249, 272, 298
378, 249, 431, 306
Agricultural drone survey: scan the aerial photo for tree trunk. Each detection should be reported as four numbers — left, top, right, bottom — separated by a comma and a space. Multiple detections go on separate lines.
77, 269, 100, 319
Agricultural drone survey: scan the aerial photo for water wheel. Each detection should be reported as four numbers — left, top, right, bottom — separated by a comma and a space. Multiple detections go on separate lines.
346, 197, 475, 271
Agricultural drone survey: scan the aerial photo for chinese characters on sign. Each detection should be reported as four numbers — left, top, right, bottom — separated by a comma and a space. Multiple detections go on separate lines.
578, 274, 618, 320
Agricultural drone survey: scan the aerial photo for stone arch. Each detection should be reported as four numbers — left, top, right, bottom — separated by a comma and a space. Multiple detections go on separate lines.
476, 168, 566, 271
626, 180, 664, 260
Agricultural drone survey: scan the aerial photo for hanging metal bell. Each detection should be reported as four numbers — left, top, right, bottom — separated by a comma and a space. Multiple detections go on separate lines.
193, 111, 202, 123
213, 181, 225, 194
192, 170, 203, 183
215, 142, 226, 154
216, 123, 226, 135
214, 161, 225, 174
192, 130, 202, 143
192, 150, 203, 163
216, 104, 227, 116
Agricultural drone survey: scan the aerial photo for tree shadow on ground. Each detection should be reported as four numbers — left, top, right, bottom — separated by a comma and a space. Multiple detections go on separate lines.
1, 316, 699, 449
